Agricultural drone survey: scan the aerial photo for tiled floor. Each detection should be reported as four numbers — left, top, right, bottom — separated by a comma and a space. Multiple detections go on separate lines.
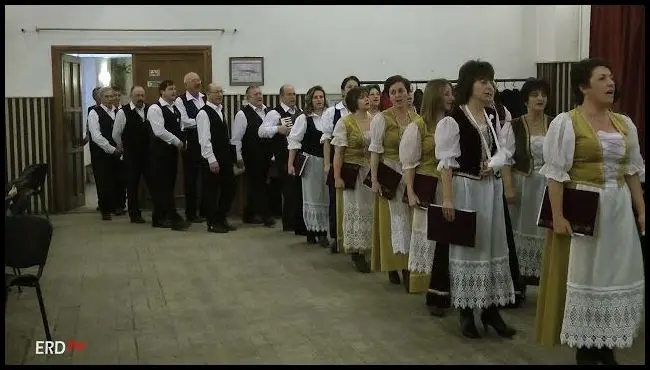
4, 213, 646, 364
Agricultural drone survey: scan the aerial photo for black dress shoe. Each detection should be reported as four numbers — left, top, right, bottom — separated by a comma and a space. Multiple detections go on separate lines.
152, 219, 172, 228
222, 220, 237, 231
187, 216, 206, 223
428, 306, 447, 317
597, 348, 618, 365
351, 253, 370, 273
263, 217, 276, 227
388, 271, 401, 284
101, 213, 112, 221
208, 224, 228, 233
114, 208, 126, 216
575, 348, 601, 365
243, 216, 264, 224
171, 221, 189, 231
130, 216, 146, 224
307, 234, 317, 244
318, 236, 330, 248
459, 309, 481, 339
480, 307, 516, 338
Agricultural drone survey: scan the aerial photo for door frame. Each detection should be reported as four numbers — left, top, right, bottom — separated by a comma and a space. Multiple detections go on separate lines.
50, 45, 212, 213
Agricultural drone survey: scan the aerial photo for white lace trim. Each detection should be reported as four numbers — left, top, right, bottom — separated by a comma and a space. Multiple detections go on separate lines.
560, 281, 645, 349
342, 195, 373, 253
303, 202, 329, 232
408, 229, 435, 274
449, 255, 515, 309
388, 187, 411, 255
513, 232, 544, 278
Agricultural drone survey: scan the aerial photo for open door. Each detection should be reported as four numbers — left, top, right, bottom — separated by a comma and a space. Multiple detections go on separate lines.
61, 54, 85, 210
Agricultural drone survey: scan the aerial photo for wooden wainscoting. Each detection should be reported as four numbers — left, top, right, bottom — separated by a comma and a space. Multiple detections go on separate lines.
4, 97, 55, 214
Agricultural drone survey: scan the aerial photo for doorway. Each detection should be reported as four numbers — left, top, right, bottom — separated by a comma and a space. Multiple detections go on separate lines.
51, 46, 212, 213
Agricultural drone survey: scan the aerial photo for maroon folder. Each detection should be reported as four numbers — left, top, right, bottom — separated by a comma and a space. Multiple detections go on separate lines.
427, 205, 476, 248
293, 153, 308, 177
363, 161, 402, 200
536, 186, 600, 236
402, 173, 438, 206
326, 163, 361, 190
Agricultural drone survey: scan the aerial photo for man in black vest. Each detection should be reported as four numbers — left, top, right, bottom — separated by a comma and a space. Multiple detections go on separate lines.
147, 80, 190, 231
112, 85, 150, 224
87, 87, 122, 220
196, 83, 236, 233
258, 84, 306, 232
110, 85, 127, 215
84, 86, 102, 211
231, 85, 275, 227
174, 72, 207, 223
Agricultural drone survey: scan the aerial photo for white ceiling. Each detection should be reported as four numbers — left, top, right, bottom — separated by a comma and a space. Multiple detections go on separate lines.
67, 54, 132, 59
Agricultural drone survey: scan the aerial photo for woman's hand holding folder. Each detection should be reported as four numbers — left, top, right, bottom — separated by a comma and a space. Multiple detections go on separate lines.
442, 199, 455, 222
552, 215, 573, 235
407, 189, 420, 208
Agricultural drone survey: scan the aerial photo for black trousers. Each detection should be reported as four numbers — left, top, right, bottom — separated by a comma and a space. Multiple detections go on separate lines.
182, 129, 203, 219
327, 181, 337, 240
292, 175, 308, 236
148, 145, 182, 225
115, 159, 127, 210
201, 162, 235, 226
278, 167, 303, 232
90, 148, 120, 215
124, 150, 150, 218
242, 158, 272, 221
426, 243, 451, 309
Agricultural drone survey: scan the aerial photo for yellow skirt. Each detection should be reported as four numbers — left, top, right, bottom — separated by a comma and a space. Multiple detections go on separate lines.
335, 188, 344, 253
370, 196, 409, 272
535, 230, 571, 348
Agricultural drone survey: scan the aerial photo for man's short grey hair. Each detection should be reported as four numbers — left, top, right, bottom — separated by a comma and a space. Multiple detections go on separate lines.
98, 87, 113, 98
184, 72, 200, 85
207, 83, 223, 92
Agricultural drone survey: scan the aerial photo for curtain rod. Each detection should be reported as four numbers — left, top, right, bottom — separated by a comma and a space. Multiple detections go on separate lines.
23, 27, 230, 33
360, 78, 530, 85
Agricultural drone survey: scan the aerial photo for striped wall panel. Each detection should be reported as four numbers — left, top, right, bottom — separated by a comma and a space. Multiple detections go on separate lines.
537, 62, 578, 117
4, 97, 54, 214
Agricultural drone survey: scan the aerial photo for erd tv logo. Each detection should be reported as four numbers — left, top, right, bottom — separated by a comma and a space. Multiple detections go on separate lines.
35, 340, 86, 355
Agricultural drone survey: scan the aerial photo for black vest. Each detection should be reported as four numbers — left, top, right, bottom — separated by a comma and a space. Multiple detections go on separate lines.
510, 115, 550, 175
89, 105, 115, 153
450, 106, 499, 179
200, 105, 233, 166
333, 108, 342, 127
270, 104, 302, 164
151, 102, 182, 153
179, 93, 207, 121
241, 105, 271, 163
121, 104, 151, 155
302, 115, 324, 157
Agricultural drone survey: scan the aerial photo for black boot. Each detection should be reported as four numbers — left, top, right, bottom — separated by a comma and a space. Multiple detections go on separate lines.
351, 253, 370, 273
401, 269, 411, 293
459, 308, 481, 339
388, 271, 401, 284
329, 240, 339, 254
575, 348, 600, 365
318, 235, 329, 248
597, 348, 618, 365
307, 234, 317, 244
426, 292, 447, 317
480, 306, 516, 338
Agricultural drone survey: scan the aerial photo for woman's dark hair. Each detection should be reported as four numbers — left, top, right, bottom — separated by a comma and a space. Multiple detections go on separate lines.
521, 78, 551, 103
412, 89, 424, 114
303, 85, 328, 115
340, 76, 360, 91
383, 75, 412, 95
345, 86, 369, 113
367, 84, 383, 110
570, 57, 614, 105
454, 60, 495, 105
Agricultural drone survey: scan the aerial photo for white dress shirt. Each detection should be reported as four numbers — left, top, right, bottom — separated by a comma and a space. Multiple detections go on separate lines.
87, 104, 117, 154
320, 101, 349, 143
258, 102, 297, 139
174, 91, 206, 130
147, 98, 183, 147
287, 112, 323, 151
196, 101, 225, 165
112, 102, 146, 148
231, 103, 267, 162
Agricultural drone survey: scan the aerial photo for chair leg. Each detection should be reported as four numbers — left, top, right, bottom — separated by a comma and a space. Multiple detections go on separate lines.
35, 282, 52, 341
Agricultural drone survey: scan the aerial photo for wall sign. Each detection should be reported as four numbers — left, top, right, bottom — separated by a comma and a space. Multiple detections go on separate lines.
147, 81, 160, 88
149, 69, 161, 77
229, 57, 264, 86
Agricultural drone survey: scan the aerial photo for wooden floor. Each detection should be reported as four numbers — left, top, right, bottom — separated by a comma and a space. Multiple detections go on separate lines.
4, 213, 646, 365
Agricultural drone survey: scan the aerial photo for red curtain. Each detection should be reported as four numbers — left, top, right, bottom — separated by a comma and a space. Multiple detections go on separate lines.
590, 5, 645, 156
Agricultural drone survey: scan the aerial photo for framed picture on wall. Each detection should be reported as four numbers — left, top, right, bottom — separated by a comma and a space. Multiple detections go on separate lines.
229, 57, 264, 86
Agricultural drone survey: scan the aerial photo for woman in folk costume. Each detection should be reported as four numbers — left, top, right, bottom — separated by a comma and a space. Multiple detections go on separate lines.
535, 58, 645, 365
435, 60, 516, 339
368, 75, 419, 289
288, 86, 330, 246
400, 79, 455, 313
367, 84, 382, 118
501, 78, 552, 289
332, 87, 375, 273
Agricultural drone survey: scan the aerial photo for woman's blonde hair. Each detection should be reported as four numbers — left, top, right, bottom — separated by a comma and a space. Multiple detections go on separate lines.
420, 79, 452, 125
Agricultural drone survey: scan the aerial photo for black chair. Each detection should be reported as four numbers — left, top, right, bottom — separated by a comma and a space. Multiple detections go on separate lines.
5, 215, 54, 341
8, 163, 49, 219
